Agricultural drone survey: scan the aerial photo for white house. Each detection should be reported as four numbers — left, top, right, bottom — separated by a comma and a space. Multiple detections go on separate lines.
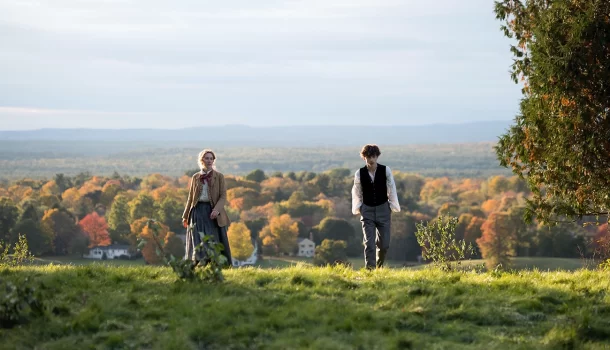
84, 244, 132, 260
232, 242, 258, 267
297, 238, 315, 257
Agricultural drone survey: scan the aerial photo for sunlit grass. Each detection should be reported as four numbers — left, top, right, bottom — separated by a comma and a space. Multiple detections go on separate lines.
2, 264, 609, 349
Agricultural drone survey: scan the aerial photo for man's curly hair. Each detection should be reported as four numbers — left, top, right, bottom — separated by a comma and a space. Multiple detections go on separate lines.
360, 144, 381, 159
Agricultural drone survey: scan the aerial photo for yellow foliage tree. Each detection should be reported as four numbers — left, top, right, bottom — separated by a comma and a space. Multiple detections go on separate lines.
130, 217, 151, 246
419, 177, 452, 203
458, 190, 486, 206
8, 185, 33, 204
100, 183, 123, 207
227, 222, 254, 261
151, 184, 181, 202
41, 180, 60, 196
260, 214, 298, 255
61, 188, 81, 209
454, 178, 481, 193
487, 175, 510, 196
141, 173, 172, 191
78, 181, 102, 196
260, 177, 299, 193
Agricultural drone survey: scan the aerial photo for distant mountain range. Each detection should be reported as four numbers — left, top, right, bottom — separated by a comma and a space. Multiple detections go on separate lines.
0, 121, 512, 146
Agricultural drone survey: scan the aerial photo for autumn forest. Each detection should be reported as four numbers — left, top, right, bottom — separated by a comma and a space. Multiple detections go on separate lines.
1, 163, 608, 267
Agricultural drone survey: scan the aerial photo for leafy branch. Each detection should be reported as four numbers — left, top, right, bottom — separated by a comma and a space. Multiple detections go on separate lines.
415, 216, 474, 271
138, 219, 228, 283
0, 234, 35, 267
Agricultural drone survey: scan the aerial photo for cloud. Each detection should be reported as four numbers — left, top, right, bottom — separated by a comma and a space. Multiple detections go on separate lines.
0, 0, 521, 129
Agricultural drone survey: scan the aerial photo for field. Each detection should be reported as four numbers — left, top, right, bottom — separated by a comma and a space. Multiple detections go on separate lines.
2, 264, 610, 349
0, 141, 511, 179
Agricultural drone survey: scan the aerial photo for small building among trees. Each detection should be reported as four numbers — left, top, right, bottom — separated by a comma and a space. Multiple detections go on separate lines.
232, 242, 258, 267
297, 238, 315, 257
84, 244, 132, 260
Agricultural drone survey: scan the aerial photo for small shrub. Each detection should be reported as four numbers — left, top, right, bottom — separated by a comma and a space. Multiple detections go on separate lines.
0, 234, 35, 267
138, 219, 227, 283
313, 239, 348, 266
415, 216, 474, 271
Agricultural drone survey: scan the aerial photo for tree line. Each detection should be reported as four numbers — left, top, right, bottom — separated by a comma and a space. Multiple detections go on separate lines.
0, 168, 608, 266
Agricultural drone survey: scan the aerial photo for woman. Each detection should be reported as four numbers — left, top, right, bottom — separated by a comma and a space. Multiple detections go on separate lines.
182, 149, 232, 266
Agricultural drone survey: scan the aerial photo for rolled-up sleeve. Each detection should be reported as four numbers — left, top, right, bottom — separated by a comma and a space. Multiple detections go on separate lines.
351, 170, 363, 215
386, 167, 401, 212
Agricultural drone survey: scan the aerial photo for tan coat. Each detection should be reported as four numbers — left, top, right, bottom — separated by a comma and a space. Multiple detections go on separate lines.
182, 171, 230, 227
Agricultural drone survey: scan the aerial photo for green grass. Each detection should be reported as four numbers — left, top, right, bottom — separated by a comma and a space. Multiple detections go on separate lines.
510, 257, 588, 271
2, 265, 610, 349
34, 256, 589, 272
435, 257, 588, 272
34, 256, 146, 267
262, 257, 588, 271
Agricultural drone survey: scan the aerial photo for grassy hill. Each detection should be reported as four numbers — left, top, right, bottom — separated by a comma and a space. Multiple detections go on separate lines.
2, 265, 609, 349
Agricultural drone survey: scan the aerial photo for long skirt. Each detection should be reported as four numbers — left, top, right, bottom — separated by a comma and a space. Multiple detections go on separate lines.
185, 201, 232, 266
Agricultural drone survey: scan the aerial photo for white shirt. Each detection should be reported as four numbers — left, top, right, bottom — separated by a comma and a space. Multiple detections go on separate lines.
198, 169, 211, 202
351, 165, 400, 215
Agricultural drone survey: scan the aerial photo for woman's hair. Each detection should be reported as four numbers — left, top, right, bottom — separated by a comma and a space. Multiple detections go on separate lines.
198, 149, 217, 170
360, 144, 381, 158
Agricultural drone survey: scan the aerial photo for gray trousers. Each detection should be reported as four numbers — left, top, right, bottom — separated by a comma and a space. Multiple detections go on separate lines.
360, 202, 391, 269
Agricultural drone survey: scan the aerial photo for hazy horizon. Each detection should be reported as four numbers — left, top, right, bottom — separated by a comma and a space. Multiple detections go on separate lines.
0, 0, 521, 130
0, 119, 512, 131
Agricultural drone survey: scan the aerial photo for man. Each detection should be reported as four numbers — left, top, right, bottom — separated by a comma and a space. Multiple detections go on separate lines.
352, 144, 400, 269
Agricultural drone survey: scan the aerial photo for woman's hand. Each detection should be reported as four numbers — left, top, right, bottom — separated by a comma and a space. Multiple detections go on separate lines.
182, 219, 188, 228
210, 209, 220, 220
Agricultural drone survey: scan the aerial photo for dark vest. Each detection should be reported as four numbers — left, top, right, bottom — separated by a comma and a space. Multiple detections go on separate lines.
360, 164, 388, 206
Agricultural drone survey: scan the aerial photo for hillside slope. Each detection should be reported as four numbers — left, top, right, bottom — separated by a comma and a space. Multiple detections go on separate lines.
2, 265, 609, 349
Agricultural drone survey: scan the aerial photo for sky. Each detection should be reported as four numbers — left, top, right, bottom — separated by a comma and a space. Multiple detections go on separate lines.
0, 0, 522, 130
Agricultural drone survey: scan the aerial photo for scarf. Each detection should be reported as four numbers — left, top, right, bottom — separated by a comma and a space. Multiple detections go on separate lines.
199, 170, 214, 187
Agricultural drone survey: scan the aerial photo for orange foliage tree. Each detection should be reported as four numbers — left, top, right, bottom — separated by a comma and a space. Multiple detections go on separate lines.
227, 187, 262, 211
240, 203, 275, 222
594, 224, 610, 260
79, 212, 111, 248
455, 178, 481, 193
151, 184, 182, 202
477, 212, 515, 269
137, 221, 170, 264
481, 199, 501, 214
